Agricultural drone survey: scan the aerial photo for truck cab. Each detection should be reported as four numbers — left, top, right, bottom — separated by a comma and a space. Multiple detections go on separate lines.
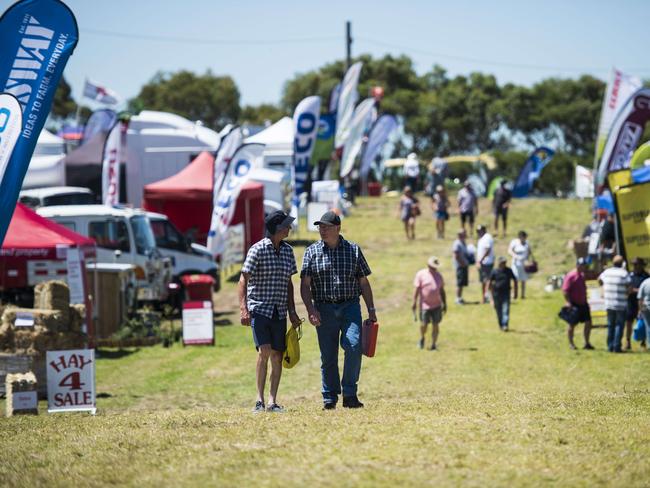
146, 211, 219, 289
37, 205, 172, 304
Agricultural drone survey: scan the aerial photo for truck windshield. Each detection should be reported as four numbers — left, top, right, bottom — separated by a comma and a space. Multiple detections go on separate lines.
130, 216, 157, 256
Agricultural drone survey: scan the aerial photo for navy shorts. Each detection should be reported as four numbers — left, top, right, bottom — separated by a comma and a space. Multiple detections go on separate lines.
456, 266, 468, 287
460, 211, 474, 225
251, 310, 286, 352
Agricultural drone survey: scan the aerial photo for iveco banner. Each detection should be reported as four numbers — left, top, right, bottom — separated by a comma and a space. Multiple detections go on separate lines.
207, 143, 265, 257
0, 94, 23, 197
597, 88, 650, 185
101, 121, 126, 205
340, 98, 376, 178
335, 62, 362, 149
0, 0, 79, 246
293, 96, 321, 201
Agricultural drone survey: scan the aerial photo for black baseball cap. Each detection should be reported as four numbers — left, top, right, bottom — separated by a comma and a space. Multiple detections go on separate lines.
265, 210, 294, 235
313, 210, 341, 226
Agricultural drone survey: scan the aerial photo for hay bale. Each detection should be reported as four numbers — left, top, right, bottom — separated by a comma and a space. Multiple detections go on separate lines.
13, 327, 56, 355
5, 371, 38, 416
34, 280, 70, 313
0, 322, 14, 353
2, 308, 71, 333
69, 304, 85, 333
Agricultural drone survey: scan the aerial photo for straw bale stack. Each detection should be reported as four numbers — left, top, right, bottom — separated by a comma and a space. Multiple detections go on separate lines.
5, 371, 38, 416
69, 304, 85, 334
34, 280, 70, 312
1, 306, 85, 355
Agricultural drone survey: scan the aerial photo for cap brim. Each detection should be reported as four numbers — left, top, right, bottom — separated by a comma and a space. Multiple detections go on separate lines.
313, 220, 336, 226
276, 215, 295, 230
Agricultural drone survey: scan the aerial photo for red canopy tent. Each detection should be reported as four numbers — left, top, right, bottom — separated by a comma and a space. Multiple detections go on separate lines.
142, 151, 264, 253
0, 203, 96, 290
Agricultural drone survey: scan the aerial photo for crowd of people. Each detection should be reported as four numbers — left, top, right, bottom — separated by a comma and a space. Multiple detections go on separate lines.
236, 169, 649, 413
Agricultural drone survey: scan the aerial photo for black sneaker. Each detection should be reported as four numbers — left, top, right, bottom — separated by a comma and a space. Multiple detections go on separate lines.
252, 400, 265, 413
418, 338, 424, 349
583, 344, 595, 350
323, 402, 336, 410
428, 344, 437, 351
342, 396, 364, 408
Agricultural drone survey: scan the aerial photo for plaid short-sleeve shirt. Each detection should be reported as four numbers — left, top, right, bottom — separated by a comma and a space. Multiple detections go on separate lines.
300, 235, 371, 303
242, 238, 298, 318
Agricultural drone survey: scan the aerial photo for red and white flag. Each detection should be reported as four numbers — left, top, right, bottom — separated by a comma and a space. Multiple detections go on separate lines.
83, 78, 120, 105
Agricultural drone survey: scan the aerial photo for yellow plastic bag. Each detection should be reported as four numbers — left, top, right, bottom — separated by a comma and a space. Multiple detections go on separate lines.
283, 323, 302, 369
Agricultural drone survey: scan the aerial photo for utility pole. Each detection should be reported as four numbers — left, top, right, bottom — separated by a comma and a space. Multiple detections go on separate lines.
346, 21, 352, 69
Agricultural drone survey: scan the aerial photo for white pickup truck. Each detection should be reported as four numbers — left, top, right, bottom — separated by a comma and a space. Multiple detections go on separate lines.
37, 205, 173, 305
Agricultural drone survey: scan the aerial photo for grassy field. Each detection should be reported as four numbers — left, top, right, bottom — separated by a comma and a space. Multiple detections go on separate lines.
2, 195, 650, 487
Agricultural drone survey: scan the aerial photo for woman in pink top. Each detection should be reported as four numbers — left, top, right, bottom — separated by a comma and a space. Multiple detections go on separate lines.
412, 256, 447, 350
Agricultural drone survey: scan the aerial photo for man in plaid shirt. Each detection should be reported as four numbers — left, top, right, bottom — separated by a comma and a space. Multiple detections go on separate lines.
300, 211, 377, 410
239, 210, 302, 413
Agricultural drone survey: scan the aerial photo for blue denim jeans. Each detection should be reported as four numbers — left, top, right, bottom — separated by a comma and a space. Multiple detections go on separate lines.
606, 309, 626, 352
493, 292, 510, 328
644, 310, 650, 344
315, 299, 362, 403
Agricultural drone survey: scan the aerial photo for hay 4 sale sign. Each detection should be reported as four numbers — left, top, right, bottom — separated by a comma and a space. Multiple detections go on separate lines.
46, 349, 96, 414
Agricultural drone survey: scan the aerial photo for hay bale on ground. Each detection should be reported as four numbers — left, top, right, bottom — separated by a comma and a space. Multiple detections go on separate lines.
0, 322, 14, 353
5, 371, 38, 416
34, 281, 70, 316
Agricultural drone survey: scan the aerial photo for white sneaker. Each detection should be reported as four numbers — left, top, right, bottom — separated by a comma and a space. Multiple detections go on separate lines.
267, 403, 285, 413
455, 297, 465, 305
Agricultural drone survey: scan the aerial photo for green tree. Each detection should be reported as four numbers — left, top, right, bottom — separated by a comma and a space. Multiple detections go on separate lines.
52, 76, 76, 118
130, 70, 241, 128
240, 104, 286, 125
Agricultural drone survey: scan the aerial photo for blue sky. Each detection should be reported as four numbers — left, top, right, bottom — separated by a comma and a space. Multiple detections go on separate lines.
3, 0, 650, 107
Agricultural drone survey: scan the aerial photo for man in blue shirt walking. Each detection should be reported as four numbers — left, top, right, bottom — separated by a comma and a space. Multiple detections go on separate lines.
300, 211, 377, 410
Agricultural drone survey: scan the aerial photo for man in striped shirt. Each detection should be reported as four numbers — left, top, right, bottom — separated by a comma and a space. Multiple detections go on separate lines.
598, 255, 632, 353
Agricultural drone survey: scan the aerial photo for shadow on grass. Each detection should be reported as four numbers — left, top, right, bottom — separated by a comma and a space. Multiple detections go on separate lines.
96, 348, 140, 359
215, 318, 233, 327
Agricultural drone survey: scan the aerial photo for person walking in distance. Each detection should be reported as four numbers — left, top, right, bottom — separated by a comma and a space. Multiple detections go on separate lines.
412, 256, 447, 350
239, 211, 303, 413
598, 255, 632, 353
624, 258, 648, 350
637, 274, 650, 350
300, 211, 377, 410
399, 186, 419, 240
508, 231, 535, 299
457, 181, 478, 237
493, 180, 512, 238
452, 230, 470, 304
561, 258, 595, 350
489, 257, 517, 331
432, 185, 449, 239
476, 225, 495, 304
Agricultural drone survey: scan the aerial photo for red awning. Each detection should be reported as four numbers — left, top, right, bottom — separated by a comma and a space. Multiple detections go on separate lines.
143, 151, 214, 200
1, 203, 96, 259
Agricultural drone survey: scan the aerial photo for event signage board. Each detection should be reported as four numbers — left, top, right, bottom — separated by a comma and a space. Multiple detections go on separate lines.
335, 62, 362, 149
46, 349, 96, 414
12, 391, 37, 411
101, 121, 125, 205
0, 93, 22, 191
512, 147, 555, 197
222, 223, 244, 269
595, 68, 642, 162
597, 88, 650, 185
0, 0, 79, 246
66, 247, 85, 304
614, 181, 650, 265
182, 301, 214, 345
207, 143, 265, 256
340, 98, 376, 178
213, 125, 243, 194
293, 96, 321, 202
360, 114, 398, 181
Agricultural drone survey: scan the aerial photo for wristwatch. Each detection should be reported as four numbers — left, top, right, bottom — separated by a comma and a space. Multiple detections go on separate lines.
368, 307, 376, 312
